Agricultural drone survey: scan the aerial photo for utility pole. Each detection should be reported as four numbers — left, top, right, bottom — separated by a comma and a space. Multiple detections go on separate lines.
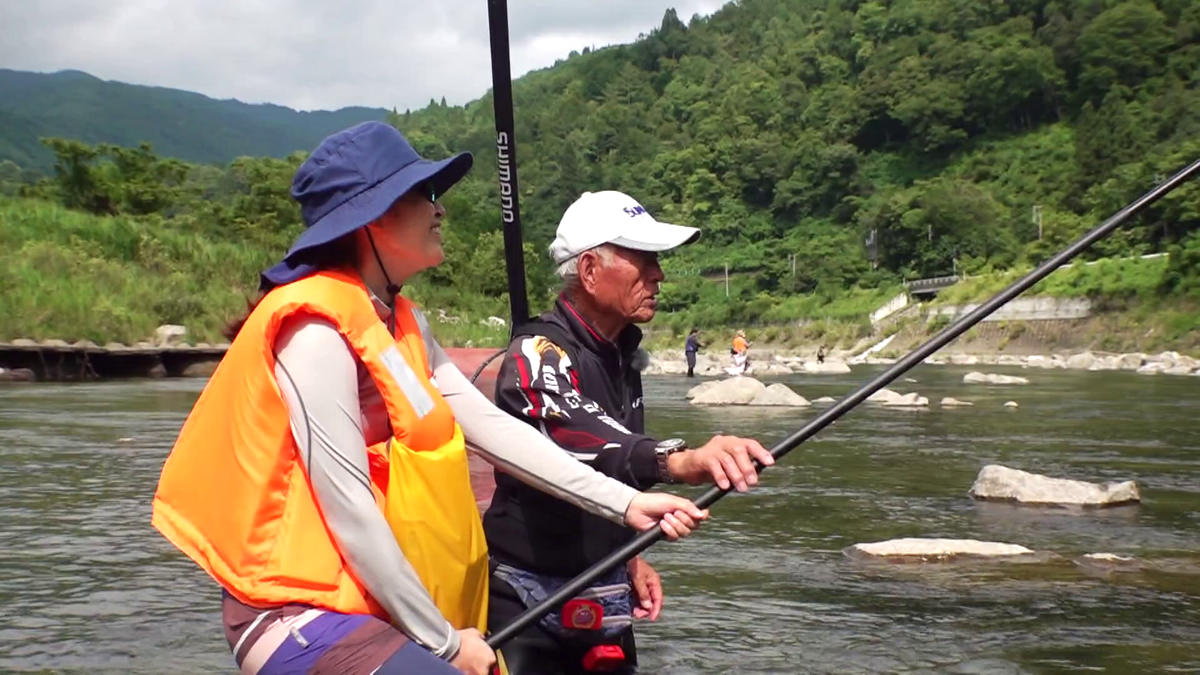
724, 263, 729, 298
1032, 204, 1043, 241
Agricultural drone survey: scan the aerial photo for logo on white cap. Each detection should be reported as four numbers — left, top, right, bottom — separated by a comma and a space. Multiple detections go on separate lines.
549, 191, 700, 264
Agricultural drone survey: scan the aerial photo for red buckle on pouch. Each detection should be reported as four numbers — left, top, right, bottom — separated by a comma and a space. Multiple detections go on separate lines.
561, 598, 604, 630
582, 645, 626, 671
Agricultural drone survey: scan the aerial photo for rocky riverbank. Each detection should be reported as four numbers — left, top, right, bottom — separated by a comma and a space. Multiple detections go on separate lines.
920, 350, 1199, 375
644, 348, 1200, 377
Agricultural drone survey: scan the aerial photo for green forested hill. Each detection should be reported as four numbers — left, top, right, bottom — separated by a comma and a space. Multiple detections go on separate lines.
0, 68, 389, 170
394, 0, 1198, 264
1, 0, 1198, 348
386, 0, 1199, 331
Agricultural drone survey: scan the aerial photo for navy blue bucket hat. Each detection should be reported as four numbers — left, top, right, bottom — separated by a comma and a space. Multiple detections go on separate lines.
260, 121, 473, 290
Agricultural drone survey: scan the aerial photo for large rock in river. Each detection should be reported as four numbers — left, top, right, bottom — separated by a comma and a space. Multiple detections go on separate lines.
866, 388, 927, 405
690, 377, 767, 405
844, 538, 1034, 562
883, 392, 928, 407
866, 388, 905, 404
753, 383, 811, 406
968, 464, 1140, 507
963, 371, 1030, 385
689, 377, 810, 406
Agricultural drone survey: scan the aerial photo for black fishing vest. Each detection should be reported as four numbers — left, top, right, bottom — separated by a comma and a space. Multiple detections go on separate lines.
482, 304, 646, 577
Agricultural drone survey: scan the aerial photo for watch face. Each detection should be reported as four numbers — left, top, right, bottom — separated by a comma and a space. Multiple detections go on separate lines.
657, 438, 686, 452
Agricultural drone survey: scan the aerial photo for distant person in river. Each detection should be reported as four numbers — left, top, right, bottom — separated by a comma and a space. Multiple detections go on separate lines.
483, 190, 774, 675
732, 329, 748, 356
149, 124, 709, 675
684, 328, 703, 377
817, 345, 826, 364
729, 329, 750, 374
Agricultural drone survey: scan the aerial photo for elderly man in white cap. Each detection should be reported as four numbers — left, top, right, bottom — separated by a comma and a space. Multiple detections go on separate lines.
482, 191, 773, 675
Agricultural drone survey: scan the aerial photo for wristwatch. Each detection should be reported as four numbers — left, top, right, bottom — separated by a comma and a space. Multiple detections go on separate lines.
654, 438, 688, 484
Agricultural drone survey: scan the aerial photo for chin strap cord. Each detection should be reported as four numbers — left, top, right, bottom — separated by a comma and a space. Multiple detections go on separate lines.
364, 228, 401, 336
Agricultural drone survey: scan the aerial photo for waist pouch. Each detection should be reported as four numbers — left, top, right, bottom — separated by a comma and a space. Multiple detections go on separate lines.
492, 561, 633, 644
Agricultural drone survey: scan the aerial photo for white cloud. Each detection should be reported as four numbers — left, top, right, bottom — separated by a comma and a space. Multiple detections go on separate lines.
0, 0, 725, 111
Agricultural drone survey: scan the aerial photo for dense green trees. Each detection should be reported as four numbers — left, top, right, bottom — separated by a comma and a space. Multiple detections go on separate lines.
384, 0, 1196, 306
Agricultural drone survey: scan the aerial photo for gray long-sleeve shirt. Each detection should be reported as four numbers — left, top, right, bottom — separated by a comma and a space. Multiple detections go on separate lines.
271, 303, 639, 660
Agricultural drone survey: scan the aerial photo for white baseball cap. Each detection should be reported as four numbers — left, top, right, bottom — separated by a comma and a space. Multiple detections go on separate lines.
549, 191, 701, 265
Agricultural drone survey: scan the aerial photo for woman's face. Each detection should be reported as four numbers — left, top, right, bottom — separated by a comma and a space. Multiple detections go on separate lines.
360, 182, 445, 280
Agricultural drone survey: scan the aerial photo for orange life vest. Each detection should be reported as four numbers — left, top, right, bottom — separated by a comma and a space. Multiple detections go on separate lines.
150, 269, 465, 620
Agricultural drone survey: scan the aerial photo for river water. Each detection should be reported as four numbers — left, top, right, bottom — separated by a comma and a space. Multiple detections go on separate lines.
1, 366, 1198, 673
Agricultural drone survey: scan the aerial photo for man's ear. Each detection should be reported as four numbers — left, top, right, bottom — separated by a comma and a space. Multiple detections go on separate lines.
577, 251, 599, 292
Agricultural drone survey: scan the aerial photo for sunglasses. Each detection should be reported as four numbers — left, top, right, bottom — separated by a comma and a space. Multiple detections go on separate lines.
415, 181, 437, 203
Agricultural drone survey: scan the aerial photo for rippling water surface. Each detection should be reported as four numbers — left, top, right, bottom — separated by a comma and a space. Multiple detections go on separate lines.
1, 366, 1198, 673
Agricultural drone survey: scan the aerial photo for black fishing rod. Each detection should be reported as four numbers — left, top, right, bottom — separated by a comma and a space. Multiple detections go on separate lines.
487, 157, 1200, 648
486, 0, 530, 336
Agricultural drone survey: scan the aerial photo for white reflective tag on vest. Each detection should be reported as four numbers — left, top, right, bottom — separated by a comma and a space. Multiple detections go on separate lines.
409, 306, 439, 391
379, 346, 435, 419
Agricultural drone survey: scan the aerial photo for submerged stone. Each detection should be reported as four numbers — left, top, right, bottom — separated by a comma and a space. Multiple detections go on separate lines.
845, 538, 1034, 561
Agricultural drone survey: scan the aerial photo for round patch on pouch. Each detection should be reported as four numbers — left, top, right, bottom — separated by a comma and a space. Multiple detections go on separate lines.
562, 599, 603, 630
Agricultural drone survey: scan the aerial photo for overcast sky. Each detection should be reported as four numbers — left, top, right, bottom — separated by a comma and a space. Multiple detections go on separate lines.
0, 0, 725, 112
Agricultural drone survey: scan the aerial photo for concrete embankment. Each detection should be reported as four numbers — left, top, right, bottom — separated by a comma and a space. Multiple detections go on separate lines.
0, 337, 226, 381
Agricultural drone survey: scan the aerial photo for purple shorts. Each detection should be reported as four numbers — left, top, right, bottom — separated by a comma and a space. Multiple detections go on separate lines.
222, 591, 459, 675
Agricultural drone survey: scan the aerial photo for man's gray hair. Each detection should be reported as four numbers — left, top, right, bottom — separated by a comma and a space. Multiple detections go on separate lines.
555, 244, 613, 290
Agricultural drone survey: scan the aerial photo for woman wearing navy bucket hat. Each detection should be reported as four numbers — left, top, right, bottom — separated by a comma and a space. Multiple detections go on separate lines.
150, 121, 709, 675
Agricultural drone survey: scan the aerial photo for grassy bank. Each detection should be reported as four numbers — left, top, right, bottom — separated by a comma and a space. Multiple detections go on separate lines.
0, 196, 513, 346
0, 195, 903, 349
0, 197, 272, 344
2, 195, 1196, 355
933, 255, 1172, 306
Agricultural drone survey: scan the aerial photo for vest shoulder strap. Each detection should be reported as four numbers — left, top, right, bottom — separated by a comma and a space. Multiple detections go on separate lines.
257, 271, 376, 337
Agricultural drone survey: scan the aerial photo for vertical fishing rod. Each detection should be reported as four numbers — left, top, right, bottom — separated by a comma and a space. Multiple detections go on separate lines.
487, 0, 530, 335
487, 157, 1200, 648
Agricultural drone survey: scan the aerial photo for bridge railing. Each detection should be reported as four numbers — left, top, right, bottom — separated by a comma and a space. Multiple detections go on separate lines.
903, 275, 961, 291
